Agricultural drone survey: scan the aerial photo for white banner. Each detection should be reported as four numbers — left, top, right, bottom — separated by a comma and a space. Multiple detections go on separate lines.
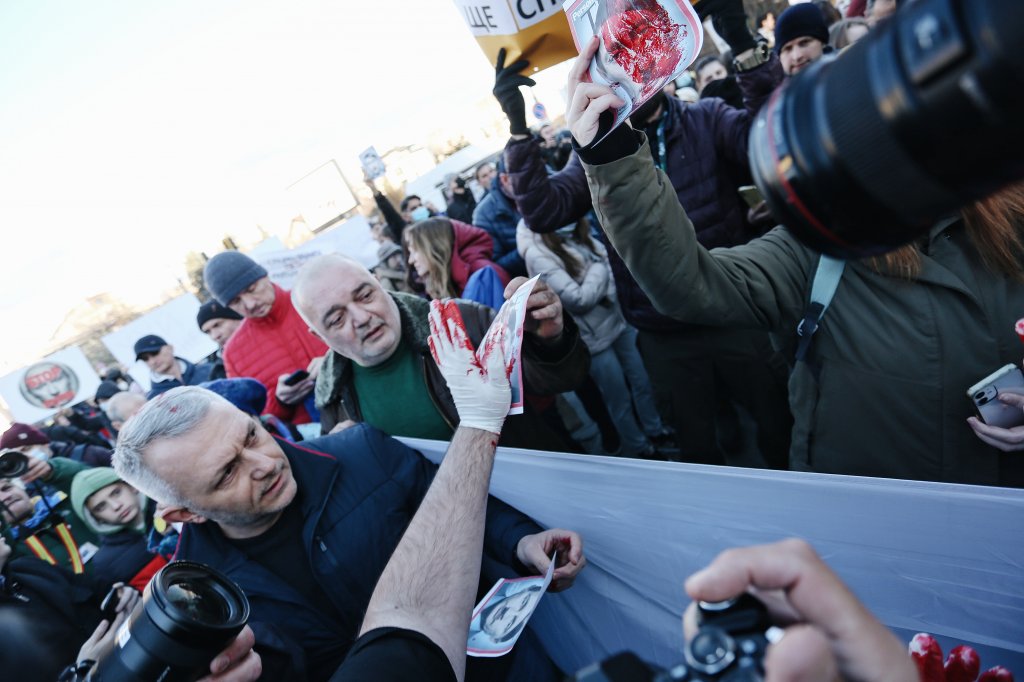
404, 438, 1024, 674
251, 215, 380, 291
0, 346, 102, 423
101, 294, 218, 392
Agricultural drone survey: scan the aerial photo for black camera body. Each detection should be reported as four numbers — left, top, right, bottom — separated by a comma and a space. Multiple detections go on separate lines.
750, 0, 1024, 257
572, 593, 781, 682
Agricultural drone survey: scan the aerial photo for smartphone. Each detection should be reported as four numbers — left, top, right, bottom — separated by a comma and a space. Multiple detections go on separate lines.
967, 363, 1024, 428
283, 369, 310, 386
738, 185, 765, 209
100, 586, 120, 622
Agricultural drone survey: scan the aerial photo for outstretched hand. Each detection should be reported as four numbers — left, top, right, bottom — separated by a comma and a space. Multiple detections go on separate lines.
493, 47, 536, 136
566, 36, 625, 147
428, 300, 511, 434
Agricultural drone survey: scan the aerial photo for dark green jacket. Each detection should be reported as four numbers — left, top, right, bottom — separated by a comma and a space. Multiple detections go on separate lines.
315, 291, 590, 452
585, 135, 1024, 487
6, 457, 101, 572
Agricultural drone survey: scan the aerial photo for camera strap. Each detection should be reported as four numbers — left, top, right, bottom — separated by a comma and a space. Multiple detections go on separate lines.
795, 255, 846, 363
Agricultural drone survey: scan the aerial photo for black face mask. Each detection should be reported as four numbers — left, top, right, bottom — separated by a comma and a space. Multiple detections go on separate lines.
628, 92, 667, 129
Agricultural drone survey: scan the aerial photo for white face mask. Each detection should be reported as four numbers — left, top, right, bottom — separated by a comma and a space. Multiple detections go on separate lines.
27, 446, 50, 461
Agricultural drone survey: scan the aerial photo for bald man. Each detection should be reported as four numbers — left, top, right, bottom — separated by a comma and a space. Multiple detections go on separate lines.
292, 254, 589, 452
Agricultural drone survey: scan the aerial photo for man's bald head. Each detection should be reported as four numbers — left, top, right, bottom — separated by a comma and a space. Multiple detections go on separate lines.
293, 254, 403, 367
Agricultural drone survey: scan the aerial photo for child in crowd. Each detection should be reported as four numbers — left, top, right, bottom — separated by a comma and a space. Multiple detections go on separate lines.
70, 467, 172, 591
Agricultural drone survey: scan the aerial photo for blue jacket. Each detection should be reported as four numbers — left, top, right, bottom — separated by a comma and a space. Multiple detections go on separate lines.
472, 187, 527, 278
146, 357, 215, 399
173, 425, 542, 681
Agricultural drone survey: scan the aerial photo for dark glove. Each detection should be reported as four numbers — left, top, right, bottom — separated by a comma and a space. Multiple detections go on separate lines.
694, 0, 756, 55
493, 47, 536, 136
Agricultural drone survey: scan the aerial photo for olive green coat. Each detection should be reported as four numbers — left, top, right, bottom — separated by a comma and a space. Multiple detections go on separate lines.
585, 136, 1024, 486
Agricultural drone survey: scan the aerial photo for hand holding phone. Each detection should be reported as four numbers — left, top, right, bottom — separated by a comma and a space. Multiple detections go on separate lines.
283, 370, 310, 387
967, 363, 1024, 428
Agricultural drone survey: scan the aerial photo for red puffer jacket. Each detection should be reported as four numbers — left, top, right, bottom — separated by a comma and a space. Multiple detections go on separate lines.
223, 284, 328, 423
449, 220, 510, 293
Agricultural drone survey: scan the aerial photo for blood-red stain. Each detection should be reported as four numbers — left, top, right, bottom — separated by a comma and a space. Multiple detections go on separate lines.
910, 634, 947, 682
602, 0, 684, 94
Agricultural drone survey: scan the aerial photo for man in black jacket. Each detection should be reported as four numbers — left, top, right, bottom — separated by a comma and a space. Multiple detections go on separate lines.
114, 386, 585, 681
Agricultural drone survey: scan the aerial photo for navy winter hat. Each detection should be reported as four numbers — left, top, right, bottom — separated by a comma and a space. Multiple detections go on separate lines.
133, 334, 168, 360
196, 299, 243, 330
94, 380, 121, 402
200, 378, 267, 416
203, 251, 268, 307
774, 3, 830, 53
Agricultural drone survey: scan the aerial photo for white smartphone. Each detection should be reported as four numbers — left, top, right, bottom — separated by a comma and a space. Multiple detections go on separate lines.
967, 363, 1024, 428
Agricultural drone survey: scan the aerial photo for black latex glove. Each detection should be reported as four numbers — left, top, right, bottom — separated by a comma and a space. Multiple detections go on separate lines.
493, 47, 536, 136
694, 0, 756, 55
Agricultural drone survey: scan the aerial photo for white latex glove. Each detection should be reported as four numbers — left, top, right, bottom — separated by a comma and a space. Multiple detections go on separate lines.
428, 300, 511, 434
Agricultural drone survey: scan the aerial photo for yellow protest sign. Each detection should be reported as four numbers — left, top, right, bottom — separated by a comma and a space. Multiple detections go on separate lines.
453, 0, 579, 72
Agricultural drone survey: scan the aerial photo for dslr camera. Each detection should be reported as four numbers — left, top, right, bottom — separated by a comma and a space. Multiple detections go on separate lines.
573, 593, 782, 682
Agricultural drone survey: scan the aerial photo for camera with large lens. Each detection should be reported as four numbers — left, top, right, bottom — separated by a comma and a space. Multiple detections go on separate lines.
0, 450, 29, 479
749, 0, 1024, 258
572, 593, 782, 681
89, 561, 250, 682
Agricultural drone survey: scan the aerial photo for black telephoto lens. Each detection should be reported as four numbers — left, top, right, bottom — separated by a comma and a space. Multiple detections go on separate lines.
750, 0, 1024, 258
0, 450, 29, 479
91, 561, 250, 682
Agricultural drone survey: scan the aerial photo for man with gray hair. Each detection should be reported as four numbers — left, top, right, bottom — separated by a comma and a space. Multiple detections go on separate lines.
103, 391, 147, 433
113, 385, 585, 681
291, 253, 589, 452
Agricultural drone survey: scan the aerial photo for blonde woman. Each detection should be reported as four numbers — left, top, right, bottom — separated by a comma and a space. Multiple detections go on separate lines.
404, 217, 510, 304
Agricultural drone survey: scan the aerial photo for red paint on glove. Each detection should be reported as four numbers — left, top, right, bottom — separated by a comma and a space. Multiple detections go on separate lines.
911, 633, 946, 682
945, 645, 981, 682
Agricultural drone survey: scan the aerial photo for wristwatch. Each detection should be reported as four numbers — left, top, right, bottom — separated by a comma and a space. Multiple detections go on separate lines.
733, 42, 770, 72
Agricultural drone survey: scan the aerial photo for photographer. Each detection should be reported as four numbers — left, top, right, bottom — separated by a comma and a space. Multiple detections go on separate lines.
565, 35, 1024, 487
682, 539, 917, 682
0, 535, 260, 682
0, 452, 101, 574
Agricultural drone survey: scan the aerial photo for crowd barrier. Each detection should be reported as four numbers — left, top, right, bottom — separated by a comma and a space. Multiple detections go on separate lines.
403, 438, 1024, 673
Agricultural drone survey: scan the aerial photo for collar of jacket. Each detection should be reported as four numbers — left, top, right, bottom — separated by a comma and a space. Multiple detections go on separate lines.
315, 292, 433, 410
150, 357, 192, 384
248, 283, 293, 326
173, 437, 340, 580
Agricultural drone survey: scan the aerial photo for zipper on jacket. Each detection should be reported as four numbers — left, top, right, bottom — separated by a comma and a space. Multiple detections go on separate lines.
314, 534, 339, 568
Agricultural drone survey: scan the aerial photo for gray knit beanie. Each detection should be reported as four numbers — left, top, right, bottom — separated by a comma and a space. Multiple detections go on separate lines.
203, 251, 269, 306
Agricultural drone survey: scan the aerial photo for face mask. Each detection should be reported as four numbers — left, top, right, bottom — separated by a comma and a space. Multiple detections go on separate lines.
27, 446, 50, 461
410, 206, 430, 222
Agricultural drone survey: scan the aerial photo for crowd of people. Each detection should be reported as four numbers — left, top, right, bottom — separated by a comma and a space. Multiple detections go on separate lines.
2, 0, 1021, 679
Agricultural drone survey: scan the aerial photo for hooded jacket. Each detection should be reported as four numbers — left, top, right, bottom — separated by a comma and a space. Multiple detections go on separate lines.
172, 426, 543, 680
583, 133, 1024, 487
449, 220, 511, 293
69, 467, 166, 591
314, 291, 589, 452
223, 283, 329, 424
